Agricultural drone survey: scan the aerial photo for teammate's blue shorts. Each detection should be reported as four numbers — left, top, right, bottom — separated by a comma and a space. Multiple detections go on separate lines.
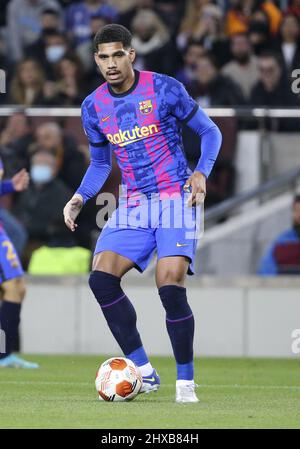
94, 194, 202, 275
0, 229, 24, 284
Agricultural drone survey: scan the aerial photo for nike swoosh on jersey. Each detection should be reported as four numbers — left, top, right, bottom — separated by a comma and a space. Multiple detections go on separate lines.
101, 115, 111, 122
176, 243, 189, 247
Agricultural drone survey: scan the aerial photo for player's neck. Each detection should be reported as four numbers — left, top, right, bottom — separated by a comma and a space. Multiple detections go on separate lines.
109, 69, 136, 95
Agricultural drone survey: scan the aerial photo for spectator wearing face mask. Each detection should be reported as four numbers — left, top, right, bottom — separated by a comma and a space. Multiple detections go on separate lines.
25, 29, 70, 81
32, 122, 86, 191
258, 195, 300, 275
222, 32, 259, 100
13, 150, 73, 255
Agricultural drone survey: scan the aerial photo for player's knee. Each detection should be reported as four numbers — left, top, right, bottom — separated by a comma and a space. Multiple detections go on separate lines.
158, 285, 192, 319
89, 270, 123, 307
156, 268, 185, 288
2, 277, 26, 302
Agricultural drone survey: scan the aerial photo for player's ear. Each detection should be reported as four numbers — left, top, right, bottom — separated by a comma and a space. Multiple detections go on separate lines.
94, 52, 99, 65
129, 48, 136, 64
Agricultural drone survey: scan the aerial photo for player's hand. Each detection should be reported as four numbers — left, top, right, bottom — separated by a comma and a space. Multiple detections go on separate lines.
183, 171, 206, 207
11, 168, 30, 192
63, 194, 83, 232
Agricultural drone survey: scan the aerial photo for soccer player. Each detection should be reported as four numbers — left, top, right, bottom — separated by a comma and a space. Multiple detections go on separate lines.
63, 24, 222, 402
0, 159, 38, 369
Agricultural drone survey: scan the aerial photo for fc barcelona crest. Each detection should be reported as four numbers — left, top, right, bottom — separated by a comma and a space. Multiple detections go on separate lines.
139, 99, 153, 115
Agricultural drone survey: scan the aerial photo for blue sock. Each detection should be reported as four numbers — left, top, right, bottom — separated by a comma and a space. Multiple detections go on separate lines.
126, 346, 149, 367
177, 362, 194, 381
0, 300, 21, 359
89, 270, 145, 356
158, 285, 194, 380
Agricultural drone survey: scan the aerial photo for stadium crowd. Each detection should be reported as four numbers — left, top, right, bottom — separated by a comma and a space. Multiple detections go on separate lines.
0, 0, 299, 271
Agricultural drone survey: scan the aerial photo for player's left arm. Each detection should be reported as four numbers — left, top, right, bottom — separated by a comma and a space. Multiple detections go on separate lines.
184, 108, 222, 206
166, 76, 222, 206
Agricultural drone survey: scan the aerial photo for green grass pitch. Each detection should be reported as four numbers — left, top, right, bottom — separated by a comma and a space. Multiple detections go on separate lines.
0, 355, 300, 429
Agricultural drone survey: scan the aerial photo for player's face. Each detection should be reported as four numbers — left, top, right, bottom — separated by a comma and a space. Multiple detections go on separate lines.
94, 42, 135, 87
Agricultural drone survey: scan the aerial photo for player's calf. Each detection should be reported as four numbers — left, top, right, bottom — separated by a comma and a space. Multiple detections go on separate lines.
1, 277, 26, 303
89, 270, 156, 380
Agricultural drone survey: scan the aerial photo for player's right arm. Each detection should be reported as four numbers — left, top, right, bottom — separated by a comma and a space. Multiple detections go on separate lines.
63, 99, 112, 232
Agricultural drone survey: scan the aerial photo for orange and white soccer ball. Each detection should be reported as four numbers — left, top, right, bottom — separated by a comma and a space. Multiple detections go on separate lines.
95, 357, 142, 402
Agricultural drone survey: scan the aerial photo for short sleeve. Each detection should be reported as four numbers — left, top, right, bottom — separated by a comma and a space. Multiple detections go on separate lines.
164, 75, 198, 123
81, 98, 108, 147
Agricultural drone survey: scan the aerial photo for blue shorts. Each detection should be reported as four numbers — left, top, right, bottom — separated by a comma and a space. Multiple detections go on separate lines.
95, 195, 202, 275
0, 230, 24, 284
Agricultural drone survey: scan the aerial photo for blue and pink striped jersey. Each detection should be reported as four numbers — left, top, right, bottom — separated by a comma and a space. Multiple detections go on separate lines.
77, 70, 222, 202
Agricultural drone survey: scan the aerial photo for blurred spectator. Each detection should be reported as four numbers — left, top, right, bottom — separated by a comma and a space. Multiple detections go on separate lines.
190, 53, 245, 106
0, 34, 8, 81
222, 32, 259, 100
40, 6, 61, 31
151, 0, 185, 36
9, 58, 47, 105
260, 1, 282, 35
287, 0, 300, 19
119, 0, 160, 31
273, 13, 300, 77
258, 195, 300, 275
13, 150, 73, 262
0, 111, 34, 176
6, 0, 62, 63
225, 1, 281, 37
44, 54, 87, 105
65, 0, 118, 49
178, 2, 231, 67
178, 0, 217, 49
76, 13, 110, 74
33, 122, 86, 190
131, 9, 178, 74
25, 29, 70, 81
250, 52, 299, 106
225, 0, 249, 36
175, 40, 206, 88
248, 11, 272, 55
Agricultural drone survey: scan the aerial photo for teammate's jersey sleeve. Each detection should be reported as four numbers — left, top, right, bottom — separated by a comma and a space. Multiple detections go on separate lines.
0, 157, 15, 196
164, 75, 199, 123
81, 98, 109, 147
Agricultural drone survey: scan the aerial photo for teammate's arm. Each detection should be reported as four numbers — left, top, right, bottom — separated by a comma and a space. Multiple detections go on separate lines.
63, 100, 112, 232
166, 76, 222, 206
0, 167, 29, 197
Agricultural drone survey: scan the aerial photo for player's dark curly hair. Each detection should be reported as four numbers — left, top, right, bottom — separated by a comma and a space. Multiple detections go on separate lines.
94, 24, 132, 52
